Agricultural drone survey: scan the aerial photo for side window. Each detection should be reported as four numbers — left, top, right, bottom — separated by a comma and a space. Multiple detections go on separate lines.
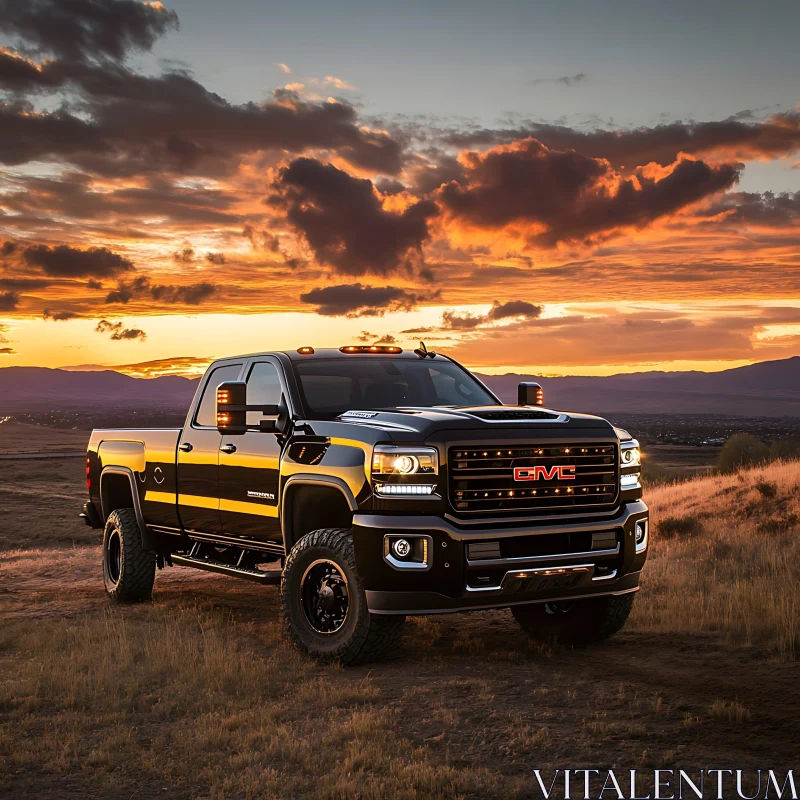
194, 364, 242, 427
246, 362, 283, 425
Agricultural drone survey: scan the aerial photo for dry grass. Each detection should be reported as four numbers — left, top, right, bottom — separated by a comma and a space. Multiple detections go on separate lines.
631, 459, 800, 660
1, 450, 799, 797
0, 607, 517, 799
708, 699, 751, 723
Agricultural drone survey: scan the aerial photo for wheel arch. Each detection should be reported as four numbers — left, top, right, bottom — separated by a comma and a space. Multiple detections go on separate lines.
100, 466, 155, 550
281, 475, 357, 552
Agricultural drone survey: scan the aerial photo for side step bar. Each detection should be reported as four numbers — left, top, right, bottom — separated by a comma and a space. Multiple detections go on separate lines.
171, 554, 282, 584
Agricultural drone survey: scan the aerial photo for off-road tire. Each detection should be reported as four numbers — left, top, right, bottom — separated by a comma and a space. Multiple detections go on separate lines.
281, 528, 405, 665
512, 592, 635, 644
102, 508, 156, 602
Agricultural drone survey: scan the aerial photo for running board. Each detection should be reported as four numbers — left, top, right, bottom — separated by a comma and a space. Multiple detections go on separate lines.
170, 554, 282, 584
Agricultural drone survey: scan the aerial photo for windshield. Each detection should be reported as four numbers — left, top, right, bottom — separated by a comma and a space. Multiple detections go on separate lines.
294, 357, 499, 419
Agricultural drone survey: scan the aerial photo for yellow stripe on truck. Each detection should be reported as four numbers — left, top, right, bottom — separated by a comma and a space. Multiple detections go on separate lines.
145, 493, 278, 518
144, 491, 177, 504
219, 498, 279, 518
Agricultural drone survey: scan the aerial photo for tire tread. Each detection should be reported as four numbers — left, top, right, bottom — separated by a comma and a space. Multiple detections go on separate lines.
281, 528, 404, 665
104, 508, 155, 603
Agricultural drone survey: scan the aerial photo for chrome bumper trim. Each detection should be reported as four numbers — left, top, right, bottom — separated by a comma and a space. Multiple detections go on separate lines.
466, 543, 619, 568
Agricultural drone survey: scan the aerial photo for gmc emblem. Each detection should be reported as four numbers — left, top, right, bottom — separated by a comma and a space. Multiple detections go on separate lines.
514, 465, 576, 481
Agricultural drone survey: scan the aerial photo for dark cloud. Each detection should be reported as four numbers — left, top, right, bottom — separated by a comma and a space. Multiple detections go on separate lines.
440, 112, 800, 170
95, 318, 146, 341
0, 290, 20, 310
441, 300, 543, 330
532, 73, 588, 87
0, 277, 52, 289
106, 275, 216, 305
703, 190, 800, 226
272, 158, 438, 276
300, 283, 438, 317
205, 251, 226, 265
86, 278, 103, 289
0, 0, 178, 63
0, 75, 405, 177
0, 347, 14, 354
2, 240, 17, 256
43, 308, 80, 320
172, 247, 194, 263
487, 300, 542, 320
0, 0, 403, 178
22, 243, 134, 277
442, 310, 484, 330
439, 138, 740, 245
374, 334, 398, 344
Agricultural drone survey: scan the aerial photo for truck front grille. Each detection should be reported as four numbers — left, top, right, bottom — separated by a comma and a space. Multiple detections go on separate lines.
449, 442, 618, 517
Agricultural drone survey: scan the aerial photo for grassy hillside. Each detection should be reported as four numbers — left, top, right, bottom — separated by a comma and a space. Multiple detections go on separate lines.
635, 460, 800, 660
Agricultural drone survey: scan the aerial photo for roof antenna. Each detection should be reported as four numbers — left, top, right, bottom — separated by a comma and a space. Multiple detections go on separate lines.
414, 340, 436, 359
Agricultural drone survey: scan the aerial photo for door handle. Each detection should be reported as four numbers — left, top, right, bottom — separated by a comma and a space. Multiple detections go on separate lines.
220, 444, 237, 454
178, 442, 193, 453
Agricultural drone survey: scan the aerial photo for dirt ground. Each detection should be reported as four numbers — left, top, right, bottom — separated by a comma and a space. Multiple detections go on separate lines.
0, 421, 91, 455
0, 429, 798, 799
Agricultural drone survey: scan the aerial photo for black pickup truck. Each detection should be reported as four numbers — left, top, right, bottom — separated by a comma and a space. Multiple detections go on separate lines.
83, 344, 648, 664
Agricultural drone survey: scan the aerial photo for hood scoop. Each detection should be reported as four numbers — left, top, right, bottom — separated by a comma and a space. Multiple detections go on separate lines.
466, 408, 562, 421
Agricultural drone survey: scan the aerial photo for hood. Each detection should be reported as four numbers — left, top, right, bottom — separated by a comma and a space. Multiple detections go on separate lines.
335, 405, 616, 441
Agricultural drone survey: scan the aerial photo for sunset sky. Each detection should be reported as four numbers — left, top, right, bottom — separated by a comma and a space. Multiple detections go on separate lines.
1, 0, 799, 377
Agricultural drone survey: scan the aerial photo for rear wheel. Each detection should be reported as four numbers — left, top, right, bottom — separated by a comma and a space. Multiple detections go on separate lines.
512, 593, 635, 644
102, 508, 156, 602
281, 528, 405, 665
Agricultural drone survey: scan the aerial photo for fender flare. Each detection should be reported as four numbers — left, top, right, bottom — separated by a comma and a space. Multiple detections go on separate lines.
281, 474, 358, 549
100, 466, 155, 550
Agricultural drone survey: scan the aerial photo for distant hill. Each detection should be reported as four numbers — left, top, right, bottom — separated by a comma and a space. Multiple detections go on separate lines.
2, 357, 800, 416
476, 356, 800, 417
0, 367, 199, 410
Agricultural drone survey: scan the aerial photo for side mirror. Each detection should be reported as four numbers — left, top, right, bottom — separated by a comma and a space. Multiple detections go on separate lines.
518, 381, 544, 407
216, 381, 247, 435
216, 381, 288, 435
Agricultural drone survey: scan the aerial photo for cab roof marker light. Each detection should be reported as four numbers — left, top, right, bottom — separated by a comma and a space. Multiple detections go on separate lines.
339, 345, 403, 354
297, 346, 315, 354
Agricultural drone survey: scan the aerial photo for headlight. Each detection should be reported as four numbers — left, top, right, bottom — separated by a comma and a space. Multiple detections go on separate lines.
372, 446, 438, 476
372, 446, 438, 498
620, 445, 641, 467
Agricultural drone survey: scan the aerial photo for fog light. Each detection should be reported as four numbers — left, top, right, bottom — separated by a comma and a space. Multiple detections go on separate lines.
392, 538, 411, 558
635, 520, 648, 553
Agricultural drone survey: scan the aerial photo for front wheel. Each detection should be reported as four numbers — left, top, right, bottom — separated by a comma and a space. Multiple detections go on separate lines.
102, 508, 156, 602
280, 528, 405, 665
512, 593, 635, 644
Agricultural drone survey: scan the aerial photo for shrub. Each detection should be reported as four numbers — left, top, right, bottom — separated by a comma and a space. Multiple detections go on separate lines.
718, 434, 769, 473
754, 481, 778, 499
769, 439, 800, 462
657, 515, 700, 539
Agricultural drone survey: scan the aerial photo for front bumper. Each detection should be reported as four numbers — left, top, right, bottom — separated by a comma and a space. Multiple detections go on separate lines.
353, 501, 648, 615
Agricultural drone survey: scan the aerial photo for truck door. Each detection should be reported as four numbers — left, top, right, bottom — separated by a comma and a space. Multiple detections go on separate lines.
177, 362, 243, 533
219, 358, 284, 543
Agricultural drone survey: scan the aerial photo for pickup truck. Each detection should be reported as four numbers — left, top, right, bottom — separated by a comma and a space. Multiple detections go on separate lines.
83, 344, 648, 664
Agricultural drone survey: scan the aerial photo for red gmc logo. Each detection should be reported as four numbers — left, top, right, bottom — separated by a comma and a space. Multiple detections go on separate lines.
514, 465, 576, 481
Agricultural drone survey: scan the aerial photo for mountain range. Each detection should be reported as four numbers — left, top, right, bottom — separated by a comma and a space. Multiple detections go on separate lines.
1, 356, 799, 417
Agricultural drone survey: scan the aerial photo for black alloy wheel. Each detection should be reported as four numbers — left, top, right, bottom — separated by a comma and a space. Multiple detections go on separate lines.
300, 559, 350, 634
